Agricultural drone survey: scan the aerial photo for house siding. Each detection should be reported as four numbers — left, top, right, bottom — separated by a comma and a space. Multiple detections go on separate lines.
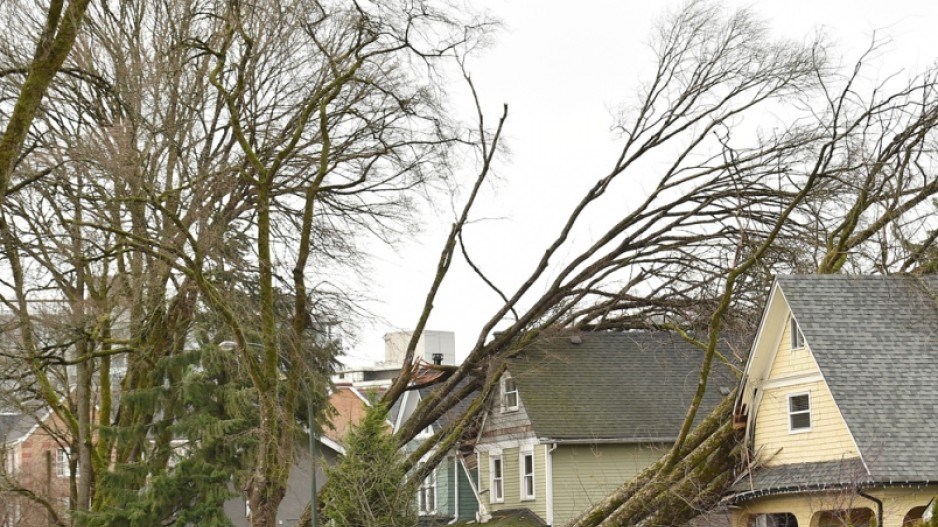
478, 445, 548, 523
456, 459, 479, 521
753, 310, 859, 466
407, 440, 459, 520
551, 443, 666, 527
767, 316, 817, 379
437, 459, 454, 517
477, 374, 537, 444
731, 486, 938, 527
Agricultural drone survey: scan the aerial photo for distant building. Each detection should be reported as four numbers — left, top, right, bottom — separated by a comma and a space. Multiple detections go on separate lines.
1, 409, 77, 527
332, 330, 456, 388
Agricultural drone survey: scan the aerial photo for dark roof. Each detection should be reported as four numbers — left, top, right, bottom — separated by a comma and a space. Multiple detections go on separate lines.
477, 508, 547, 527
777, 275, 938, 482
728, 459, 871, 502
0, 412, 34, 444
418, 378, 478, 433
508, 331, 737, 442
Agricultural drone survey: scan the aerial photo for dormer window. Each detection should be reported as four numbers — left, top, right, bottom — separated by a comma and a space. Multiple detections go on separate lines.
788, 393, 811, 433
502, 376, 519, 412
790, 316, 805, 350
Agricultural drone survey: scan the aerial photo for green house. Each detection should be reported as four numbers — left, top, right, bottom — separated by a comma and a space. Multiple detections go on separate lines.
392, 382, 481, 524
474, 331, 735, 526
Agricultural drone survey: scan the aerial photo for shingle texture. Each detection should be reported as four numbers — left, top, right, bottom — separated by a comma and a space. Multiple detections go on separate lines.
777, 275, 938, 483
728, 459, 870, 502
0, 412, 32, 443
419, 379, 478, 433
507, 331, 737, 442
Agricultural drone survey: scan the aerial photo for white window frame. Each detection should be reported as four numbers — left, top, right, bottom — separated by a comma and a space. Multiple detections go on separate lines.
520, 449, 536, 501
790, 316, 805, 350
418, 465, 438, 515
787, 392, 812, 433
56, 448, 70, 478
490, 454, 504, 503
502, 375, 519, 412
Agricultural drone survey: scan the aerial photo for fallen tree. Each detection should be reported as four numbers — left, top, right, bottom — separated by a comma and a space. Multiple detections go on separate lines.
376, 2, 938, 527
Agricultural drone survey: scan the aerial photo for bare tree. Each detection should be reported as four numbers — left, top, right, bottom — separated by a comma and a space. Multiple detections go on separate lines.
377, 3, 938, 527
0, 0, 93, 206
2, 0, 490, 525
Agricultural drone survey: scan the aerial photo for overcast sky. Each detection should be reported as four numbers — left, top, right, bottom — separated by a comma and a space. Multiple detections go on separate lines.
341, 0, 938, 366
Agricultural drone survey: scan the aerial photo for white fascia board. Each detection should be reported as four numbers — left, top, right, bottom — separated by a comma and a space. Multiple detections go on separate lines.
737, 279, 782, 408
318, 434, 346, 455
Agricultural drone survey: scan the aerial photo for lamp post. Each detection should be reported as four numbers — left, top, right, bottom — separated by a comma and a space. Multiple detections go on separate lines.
219, 341, 319, 527
306, 379, 319, 527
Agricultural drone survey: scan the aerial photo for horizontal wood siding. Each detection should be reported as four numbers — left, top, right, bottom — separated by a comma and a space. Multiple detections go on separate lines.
767, 316, 818, 380
477, 374, 537, 445
754, 379, 859, 466
551, 444, 666, 527
478, 446, 548, 523
752, 308, 860, 466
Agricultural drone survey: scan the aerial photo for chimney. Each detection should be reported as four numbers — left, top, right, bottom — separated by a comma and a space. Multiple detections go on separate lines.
432, 352, 443, 365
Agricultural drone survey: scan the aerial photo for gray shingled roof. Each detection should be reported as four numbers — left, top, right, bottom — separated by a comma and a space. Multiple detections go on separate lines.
777, 275, 938, 483
728, 459, 870, 502
418, 379, 478, 433
508, 331, 737, 442
0, 412, 33, 444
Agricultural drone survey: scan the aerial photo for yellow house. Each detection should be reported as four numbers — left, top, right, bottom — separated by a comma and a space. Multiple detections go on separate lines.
728, 275, 938, 527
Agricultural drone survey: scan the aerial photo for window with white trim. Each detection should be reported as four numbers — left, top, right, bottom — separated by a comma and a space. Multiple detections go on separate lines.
502, 376, 518, 412
56, 448, 70, 478
788, 393, 811, 432
790, 316, 805, 350
490, 455, 504, 503
520, 450, 535, 500
418, 466, 437, 514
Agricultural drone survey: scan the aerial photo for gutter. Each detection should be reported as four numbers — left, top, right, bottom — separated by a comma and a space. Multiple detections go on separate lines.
857, 489, 883, 527
725, 480, 935, 505
539, 437, 675, 445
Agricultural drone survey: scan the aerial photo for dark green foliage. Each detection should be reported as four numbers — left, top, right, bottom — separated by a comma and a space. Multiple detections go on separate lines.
322, 403, 417, 527
82, 343, 258, 527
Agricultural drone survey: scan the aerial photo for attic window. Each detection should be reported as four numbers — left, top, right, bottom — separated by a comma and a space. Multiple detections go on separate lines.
790, 317, 805, 350
502, 376, 519, 412
788, 393, 811, 433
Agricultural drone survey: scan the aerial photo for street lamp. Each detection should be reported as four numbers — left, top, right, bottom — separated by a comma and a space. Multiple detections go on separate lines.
219, 341, 319, 527
305, 377, 319, 527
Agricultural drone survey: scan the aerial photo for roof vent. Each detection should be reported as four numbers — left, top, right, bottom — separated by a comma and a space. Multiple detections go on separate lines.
719, 386, 731, 396
569, 335, 582, 345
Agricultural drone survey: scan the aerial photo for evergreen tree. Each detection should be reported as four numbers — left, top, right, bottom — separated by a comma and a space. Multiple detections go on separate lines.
83, 342, 258, 527
322, 402, 417, 527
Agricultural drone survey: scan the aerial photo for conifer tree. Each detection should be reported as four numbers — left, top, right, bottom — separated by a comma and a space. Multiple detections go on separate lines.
322, 403, 417, 527
84, 342, 258, 527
